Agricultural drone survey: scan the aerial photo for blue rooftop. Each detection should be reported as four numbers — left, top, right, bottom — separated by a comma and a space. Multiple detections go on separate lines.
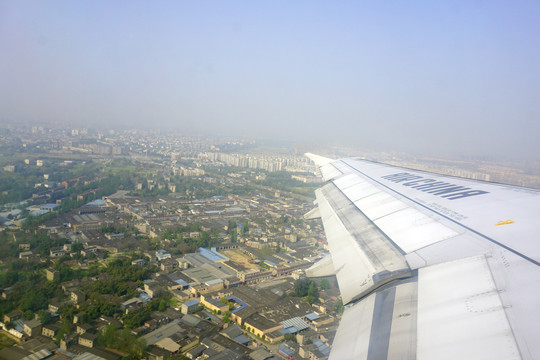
279, 343, 295, 357
281, 326, 298, 334
281, 317, 309, 332
73, 352, 106, 360
312, 339, 331, 356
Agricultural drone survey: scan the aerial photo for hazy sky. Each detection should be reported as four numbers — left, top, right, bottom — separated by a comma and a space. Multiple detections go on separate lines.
1, 1, 539, 159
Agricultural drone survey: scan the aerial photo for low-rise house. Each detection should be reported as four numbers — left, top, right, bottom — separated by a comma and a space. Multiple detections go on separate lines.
81, 246, 98, 257
144, 282, 164, 298
3, 310, 23, 323
147, 345, 172, 360
160, 258, 178, 272
181, 299, 200, 315
244, 314, 282, 339
185, 344, 207, 359
19, 251, 35, 260
200, 297, 228, 314
73, 312, 87, 324
155, 250, 171, 262
48, 299, 63, 313
23, 319, 42, 337
221, 324, 251, 346
77, 323, 93, 334
169, 288, 191, 302
250, 348, 274, 360
1, 287, 13, 300
265, 330, 284, 344
79, 332, 97, 348
41, 204, 60, 213
231, 305, 257, 326
305, 313, 334, 332
50, 247, 66, 257
42, 323, 61, 339
131, 259, 145, 267
121, 297, 145, 312
60, 333, 78, 350
45, 269, 60, 281
71, 290, 86, 304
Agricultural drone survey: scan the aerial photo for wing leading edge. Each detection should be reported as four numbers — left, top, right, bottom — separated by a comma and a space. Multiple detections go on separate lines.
306, 155, 540, 360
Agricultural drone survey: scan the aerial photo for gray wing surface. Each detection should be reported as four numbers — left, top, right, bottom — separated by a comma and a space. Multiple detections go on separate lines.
305, 153, 540, 360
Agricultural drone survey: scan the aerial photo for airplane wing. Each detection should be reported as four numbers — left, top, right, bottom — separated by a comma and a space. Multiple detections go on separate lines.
305, 153, 540, 360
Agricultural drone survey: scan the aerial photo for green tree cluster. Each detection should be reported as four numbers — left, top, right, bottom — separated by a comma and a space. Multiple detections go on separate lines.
292, 278, 319, 305
122, 295, 171, 329
97, 324, 146, 358
336, 299, 344, 315
320, 279, 330, 290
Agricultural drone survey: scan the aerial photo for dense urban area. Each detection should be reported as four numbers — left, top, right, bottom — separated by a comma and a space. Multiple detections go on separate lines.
0, 125, 538, 360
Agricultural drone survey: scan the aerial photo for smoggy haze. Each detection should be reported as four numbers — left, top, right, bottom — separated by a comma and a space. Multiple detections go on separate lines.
1, 1, 539, 160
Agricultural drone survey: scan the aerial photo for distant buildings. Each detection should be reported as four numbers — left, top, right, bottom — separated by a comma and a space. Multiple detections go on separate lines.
199, 152, 315, 173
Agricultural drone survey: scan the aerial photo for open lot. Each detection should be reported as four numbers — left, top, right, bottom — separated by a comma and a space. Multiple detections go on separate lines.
221, 249, 259, 270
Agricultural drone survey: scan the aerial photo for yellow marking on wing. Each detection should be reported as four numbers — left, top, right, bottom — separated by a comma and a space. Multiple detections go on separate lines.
495, 220, 514, 226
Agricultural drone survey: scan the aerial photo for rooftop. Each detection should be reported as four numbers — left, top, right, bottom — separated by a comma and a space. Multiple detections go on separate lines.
184, 299, 199, 307
199, 247, 228, 262
244, 314, 281, 332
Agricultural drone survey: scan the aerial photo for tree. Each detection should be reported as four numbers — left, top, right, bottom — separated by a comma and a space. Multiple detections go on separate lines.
284, 333, 296, 342
293, 278, 312, 297
227, 221, 237, 235
38, 310, 52, 325
23, 310, 33, 320
97, 324, 118, 348
320, 279, 330, 290
71, 241, 84, 253
293, 278, 318, 305
306, 282, 319, 305
336, 299, 344, 315
222, 311, 231, 323
56, 318, 72, 344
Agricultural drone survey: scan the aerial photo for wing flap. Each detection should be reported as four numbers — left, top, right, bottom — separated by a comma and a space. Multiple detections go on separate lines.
330, 171, 460, 254
374, 207, 459, 253
316, 183, 410, 304
353, 191, 409, 220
